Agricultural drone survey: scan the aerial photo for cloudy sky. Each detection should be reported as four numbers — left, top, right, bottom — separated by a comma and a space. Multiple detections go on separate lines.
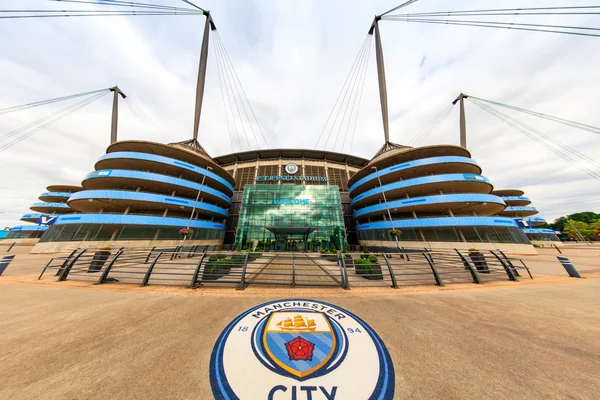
1, 0, 599, 229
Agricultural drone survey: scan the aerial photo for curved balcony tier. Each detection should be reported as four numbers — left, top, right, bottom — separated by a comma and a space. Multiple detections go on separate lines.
523, 228, 556, 234
527, 217, 546, 226
96, 151, 234, 196
46, 185, 82, 193
54, 213, 226, 231
491, 189, 524, 197
356, 216, 519, 231
349, 156, 481, 196
497, 206, 539, 217
107, 140, 232, 177
20, 213, 58, 223
351, 173, 493, 208
38, 191, 72, 202
499, 196, 531, 206
67, 190, 229, 218
82, 169, 231, 207
350, 145, 472, 185
354, 193, 506, 219
9, 225, 49, 232
30, 202, 73, 214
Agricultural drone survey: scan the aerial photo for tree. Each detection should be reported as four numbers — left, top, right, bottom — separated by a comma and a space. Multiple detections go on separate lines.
562, 219, 594, 241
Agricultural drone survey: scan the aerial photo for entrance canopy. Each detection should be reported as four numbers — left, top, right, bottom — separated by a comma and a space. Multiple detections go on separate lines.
266, 226, 318, 235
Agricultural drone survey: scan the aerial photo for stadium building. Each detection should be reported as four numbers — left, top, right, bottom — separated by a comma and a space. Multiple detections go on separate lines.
30, 139, 537, 254
6, 185, 80, 244
492, 189, 562, 245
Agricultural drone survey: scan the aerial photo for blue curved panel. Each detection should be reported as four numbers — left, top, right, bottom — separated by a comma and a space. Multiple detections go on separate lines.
351, 173, 491, 206
504, 206, 537, 212
85, 169, 231, 204
523, 228, 556, 234
99, 152, 234, 193
69, 190, 229, 217
501, 196, 530, 202
356, 216, 519, 231
354, 193, 505, 218
54, 214, 226, 230
9, 225, 49, 232
349, 156, 479, 195
40, 191, 72, 198
31, 202, 70, 208
527, 217, 546, 224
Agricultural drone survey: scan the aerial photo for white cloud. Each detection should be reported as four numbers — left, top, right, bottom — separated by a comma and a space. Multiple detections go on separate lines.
0, 0, 599, 228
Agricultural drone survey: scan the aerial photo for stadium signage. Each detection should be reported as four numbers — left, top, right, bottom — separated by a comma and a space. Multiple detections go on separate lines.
256, 176, 327, 182
274, 198, 310, 205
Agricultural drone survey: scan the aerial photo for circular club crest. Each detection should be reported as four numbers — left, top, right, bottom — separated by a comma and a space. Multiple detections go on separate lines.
210, 299, 395, 399
285, 162, 299, 175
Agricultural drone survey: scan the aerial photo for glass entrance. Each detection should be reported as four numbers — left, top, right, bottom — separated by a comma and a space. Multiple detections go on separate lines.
235, 185, 346, 252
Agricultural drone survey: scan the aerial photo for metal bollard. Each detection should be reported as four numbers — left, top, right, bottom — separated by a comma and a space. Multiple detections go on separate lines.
557, 256, 582, 278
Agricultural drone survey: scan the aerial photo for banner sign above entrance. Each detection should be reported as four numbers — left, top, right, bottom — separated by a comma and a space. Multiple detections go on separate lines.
256, 176, 327, 182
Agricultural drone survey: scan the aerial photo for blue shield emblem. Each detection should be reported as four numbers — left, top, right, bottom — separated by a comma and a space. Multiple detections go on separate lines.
262, 312, 336, 379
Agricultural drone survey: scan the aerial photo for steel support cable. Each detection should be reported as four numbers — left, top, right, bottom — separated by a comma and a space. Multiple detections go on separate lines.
408, 104, 453, 146
215, 36, 242, 152
344, 36, 372, 153
123, 98, 171, 142
319, 36, 370, 150
333, 34, 371, 152
383, 17, 600, 34
0, 91, 105, 142
214, 34, 252, 151
382, 18, 600, 38
212, 34, 235, 152
0, 11, 203, 19
327, 37, 370, 150
386, 11, 600, 17
123, 99, 160, 142
468, 96, 600, 135
383, 5, 600, 18
468, 98, 600, 169
0, 88, 108, 116
215, 33, 264, 149
470, 99, 600, 181
0, 91, 108, 152
48, 0, 198, 12
380, 0, 422, 17
214, 33, 248, 151
314, 35, 369, 149
348, 35, 372, 154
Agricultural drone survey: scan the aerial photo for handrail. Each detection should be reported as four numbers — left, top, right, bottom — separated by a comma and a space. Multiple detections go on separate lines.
38, 258, 55, 280
454, 249, 481, 284
339, 254, 351, 290
497, 250, 521, 278
490, 250, 518, 281
96, 249, 124, 285
382, 254, 399, 289
144, 246, 156, 263
141, 252, 164, 286
423, 252, 444, 286
291, 252, 296, 287
237, 252, 250, 290
57, 249, 87, 282
190, 252, 208, 288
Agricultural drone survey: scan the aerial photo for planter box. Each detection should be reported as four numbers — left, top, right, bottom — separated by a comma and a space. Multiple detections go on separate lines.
88, 251, 111, 272
469, 252, 490, 273
355, 263, 384, 280
202, 266, 230, 281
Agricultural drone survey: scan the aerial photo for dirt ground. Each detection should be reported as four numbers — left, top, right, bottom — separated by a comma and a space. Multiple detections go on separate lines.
0, 243, 598, 399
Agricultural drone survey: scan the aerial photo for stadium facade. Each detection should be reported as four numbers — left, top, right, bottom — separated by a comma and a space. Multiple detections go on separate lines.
27, 140, 538, 254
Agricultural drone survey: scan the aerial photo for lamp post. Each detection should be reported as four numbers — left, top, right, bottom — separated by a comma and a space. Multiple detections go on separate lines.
371, 166, 400, 251
180, 165, 212, 251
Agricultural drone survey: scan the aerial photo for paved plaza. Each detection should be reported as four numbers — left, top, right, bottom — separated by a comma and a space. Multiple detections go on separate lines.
0, 244, 599, 399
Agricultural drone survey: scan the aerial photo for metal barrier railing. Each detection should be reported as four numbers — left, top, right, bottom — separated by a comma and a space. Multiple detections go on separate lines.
39, 246, 532, 290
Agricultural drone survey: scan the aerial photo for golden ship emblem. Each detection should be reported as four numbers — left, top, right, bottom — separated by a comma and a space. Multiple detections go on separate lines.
275, 314, 317, 332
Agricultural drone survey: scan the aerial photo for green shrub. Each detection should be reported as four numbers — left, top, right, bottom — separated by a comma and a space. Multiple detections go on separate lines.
232, 254, 246, 263
468, 248, 480, 253
331, 242, 338, 252
532, 243, 541, 248
368, 254, 378, 263
342, 244, 350, 254
353, 258, 374, 272
235, 243, 242, 252
362, 244, 369, 253
360, 253, 370, 259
